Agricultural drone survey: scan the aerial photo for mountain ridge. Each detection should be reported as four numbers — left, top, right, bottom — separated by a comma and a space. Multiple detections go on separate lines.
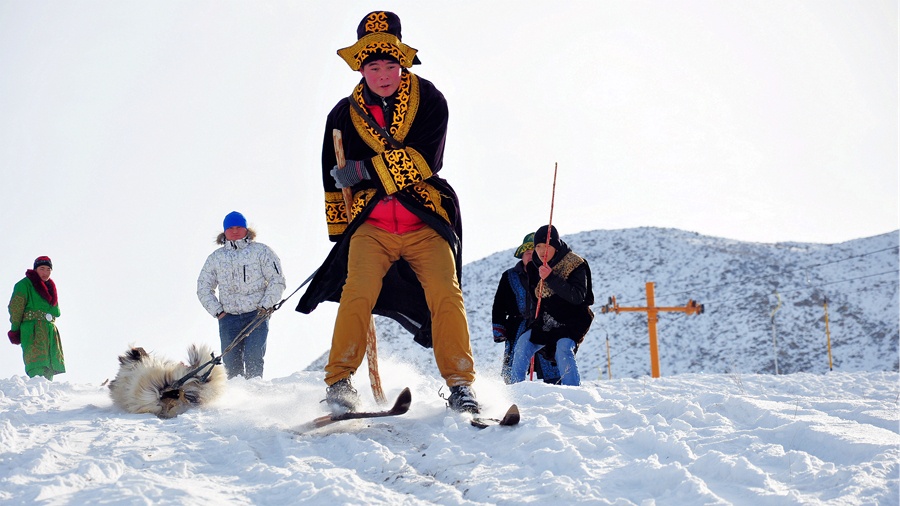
307, 227, 899, 379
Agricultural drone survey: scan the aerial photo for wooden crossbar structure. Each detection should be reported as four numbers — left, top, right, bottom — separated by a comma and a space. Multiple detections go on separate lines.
601, 282, 704, 378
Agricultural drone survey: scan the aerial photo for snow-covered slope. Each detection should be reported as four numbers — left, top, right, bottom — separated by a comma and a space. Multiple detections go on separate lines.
2, 371, 897, 505
3, 228, 897, 505
308, 228, 899, 379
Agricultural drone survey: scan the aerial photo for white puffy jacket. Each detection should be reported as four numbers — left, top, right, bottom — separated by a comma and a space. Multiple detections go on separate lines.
197, 231, 286, 317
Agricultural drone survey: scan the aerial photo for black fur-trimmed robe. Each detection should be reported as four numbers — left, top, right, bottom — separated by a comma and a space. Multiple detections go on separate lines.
527, 241, 595, 358
296, 70, 461, 348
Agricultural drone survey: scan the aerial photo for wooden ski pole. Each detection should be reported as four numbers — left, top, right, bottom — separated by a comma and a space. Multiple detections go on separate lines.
530, 162, 558, 381
333, 129, 386, 404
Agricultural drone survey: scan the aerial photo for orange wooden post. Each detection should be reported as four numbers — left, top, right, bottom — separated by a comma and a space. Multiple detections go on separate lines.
601, 282, 703, 378
645, 282, 661, 378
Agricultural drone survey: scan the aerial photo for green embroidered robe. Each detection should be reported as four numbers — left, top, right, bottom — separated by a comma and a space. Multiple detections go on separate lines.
8, 271, 65, 379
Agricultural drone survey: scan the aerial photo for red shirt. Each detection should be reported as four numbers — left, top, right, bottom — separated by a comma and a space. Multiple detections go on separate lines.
364, 103, 425, 235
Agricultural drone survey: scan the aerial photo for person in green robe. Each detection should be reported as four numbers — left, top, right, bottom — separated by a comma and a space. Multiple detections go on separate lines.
7, 256, 65, 380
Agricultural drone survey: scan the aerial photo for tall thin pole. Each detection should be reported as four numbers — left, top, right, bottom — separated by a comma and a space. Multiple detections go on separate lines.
529, 163, 558, 381
771, 291, 782, 375
605, 334, 612, 380
646, 282, 661, 378
824, 296, 833, 371
333, 129, 386, 404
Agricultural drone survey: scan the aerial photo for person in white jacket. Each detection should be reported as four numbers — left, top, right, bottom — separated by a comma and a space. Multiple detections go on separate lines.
197, 211, 286, 379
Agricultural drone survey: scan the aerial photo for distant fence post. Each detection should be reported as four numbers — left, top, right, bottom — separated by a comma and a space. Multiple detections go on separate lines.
771, 291, 782, 375
824, 296, 833, 371
605, 333, 612, 380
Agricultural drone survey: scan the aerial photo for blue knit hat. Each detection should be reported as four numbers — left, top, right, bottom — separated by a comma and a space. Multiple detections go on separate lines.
223, 211, 247, 230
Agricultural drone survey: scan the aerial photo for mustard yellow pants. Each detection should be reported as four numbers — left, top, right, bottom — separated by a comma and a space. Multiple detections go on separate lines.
325, 222, 476, 387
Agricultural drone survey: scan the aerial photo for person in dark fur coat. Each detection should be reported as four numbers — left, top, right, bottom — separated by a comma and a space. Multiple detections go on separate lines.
296, 11, 478, 414
492, 233, 535, 383
492, 233, 563, 384
7, 256, 65, 379
509, 225, 594, 386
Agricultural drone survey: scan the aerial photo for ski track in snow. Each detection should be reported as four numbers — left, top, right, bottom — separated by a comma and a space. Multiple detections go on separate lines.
1, 369, 897, 505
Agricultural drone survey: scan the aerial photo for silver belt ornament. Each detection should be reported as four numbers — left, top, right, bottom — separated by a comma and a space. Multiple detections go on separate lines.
24, 310, 54, 322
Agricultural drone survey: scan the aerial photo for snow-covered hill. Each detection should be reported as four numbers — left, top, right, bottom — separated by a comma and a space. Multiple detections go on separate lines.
309, 228, 899, 379
2, 228, 897, 505
2, 370, 897, 505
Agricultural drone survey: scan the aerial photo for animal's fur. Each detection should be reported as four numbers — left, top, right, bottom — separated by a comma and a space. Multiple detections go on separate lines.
108, 344, 226, 419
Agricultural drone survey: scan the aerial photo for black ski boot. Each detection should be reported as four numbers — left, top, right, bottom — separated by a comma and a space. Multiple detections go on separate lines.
325, 378, 360, 414
447, 385, 480, 414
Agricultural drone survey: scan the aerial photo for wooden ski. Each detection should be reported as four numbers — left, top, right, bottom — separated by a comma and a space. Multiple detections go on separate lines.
470, 404, 521, 429
291, 387, 412, 433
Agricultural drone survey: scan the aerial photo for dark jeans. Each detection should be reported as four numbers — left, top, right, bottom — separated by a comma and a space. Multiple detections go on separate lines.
218, 311, 268, 379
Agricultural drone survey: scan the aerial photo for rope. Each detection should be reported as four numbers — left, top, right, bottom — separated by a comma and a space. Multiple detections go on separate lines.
164, 268, 317, 392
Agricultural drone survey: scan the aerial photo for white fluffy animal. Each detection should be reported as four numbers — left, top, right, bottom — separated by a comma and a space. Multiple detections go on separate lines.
108, 344, 226, 419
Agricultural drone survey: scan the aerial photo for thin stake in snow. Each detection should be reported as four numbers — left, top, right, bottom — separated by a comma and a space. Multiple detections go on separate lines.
824, 296, 834, 371
605, 333, 612, 380
771, 291, 782, 375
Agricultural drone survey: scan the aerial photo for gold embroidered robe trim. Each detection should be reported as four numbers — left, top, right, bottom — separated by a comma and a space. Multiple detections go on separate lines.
326, 189, 380, 235
325, 191, 348, 236
410, 182, 449, 223
351, 189, 378, 218
535, 252, 587, 299
371, 156, 399, 194
407, 147, 433, 180
348, 72, 431, 195
349, 71, 416, 148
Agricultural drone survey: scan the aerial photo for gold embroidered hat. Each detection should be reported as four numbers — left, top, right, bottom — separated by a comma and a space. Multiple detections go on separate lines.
514, 233, 535, 259
337, 11, 421, 71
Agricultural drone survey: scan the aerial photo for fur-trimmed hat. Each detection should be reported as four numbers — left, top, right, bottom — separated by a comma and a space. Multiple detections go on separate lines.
337, 11, 421, 71
534, 225, 561, 250
33, 256, 52, 270
514, 233, 535, 259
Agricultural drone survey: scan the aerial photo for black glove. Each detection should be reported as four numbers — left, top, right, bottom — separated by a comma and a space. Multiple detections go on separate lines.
492, 324, 506, 343
330, 160, 370, 189
8, 330, 20, 345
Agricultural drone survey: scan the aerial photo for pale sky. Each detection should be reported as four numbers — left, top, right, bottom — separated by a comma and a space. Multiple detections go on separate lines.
1, 1, 897, 383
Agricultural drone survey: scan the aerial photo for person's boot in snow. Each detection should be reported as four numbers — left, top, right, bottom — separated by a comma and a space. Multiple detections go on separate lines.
447, 385, 479, 414
326, 377, 360, 413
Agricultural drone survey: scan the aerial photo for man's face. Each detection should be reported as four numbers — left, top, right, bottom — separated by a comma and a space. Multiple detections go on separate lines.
225, 226, 248, 241
521, 249, 534, 265
535, 243, 556, 262
361, 59, 402, 97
